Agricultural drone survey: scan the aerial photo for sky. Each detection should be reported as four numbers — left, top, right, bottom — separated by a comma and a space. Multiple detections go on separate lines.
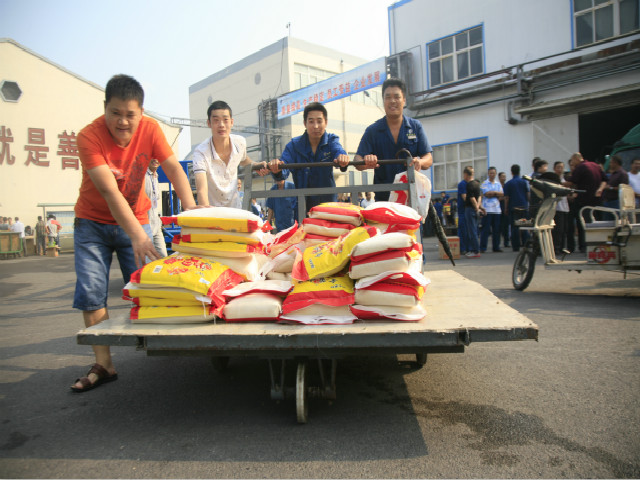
1, 0, 393, 153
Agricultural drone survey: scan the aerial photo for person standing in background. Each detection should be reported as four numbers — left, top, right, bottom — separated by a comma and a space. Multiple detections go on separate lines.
35, 216, 47, 255
498, 171, 510, 249
479, 167, 504, 253
145, 158, 167, 257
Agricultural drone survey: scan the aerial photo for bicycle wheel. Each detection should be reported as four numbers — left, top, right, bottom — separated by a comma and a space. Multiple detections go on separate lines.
512, 247, 536, 291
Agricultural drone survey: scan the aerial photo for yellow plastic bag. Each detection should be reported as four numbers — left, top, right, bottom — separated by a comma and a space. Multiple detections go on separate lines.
291, 226, 377, 281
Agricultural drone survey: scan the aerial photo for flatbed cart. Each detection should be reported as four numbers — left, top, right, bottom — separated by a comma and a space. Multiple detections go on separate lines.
77, 270, 538, 423
77, 157, 536, 422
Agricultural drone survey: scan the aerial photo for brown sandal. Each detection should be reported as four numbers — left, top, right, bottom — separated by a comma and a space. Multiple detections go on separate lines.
71, 363, 118, 393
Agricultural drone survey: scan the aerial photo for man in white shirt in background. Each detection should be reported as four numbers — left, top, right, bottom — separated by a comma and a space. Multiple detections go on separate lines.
192, 100, 268, 209
479, 166, 504, 253
145, 158, 167, 257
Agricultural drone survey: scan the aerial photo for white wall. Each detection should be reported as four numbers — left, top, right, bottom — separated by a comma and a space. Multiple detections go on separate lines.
0, 40, 181, 233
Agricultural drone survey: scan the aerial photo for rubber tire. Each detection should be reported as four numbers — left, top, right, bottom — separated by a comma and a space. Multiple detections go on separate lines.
296, 362, 308, 424
512, 248, 536, 291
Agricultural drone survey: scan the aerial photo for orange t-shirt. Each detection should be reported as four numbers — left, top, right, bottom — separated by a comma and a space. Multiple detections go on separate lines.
75, 115, 174, 225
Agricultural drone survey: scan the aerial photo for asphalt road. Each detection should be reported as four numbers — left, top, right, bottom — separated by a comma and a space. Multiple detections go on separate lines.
0, 243, 638, 479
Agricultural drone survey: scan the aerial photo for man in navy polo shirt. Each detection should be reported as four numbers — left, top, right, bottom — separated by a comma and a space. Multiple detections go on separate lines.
503, 164, 530, 251
354, 78, 433, 202
268, 102, 350, 213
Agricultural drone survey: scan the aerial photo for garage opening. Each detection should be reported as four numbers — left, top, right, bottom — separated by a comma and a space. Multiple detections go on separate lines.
578, 104, 640, 164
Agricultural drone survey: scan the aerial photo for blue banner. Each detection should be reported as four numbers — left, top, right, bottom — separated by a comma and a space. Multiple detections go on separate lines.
277, 57, 387, 119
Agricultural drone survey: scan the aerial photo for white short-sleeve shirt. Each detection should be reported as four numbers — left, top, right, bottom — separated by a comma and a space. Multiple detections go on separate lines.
192, 134, 247, 208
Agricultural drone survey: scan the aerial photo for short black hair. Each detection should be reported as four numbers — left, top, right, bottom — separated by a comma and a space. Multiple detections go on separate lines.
207, 100, 232, 119
488, 166, 497, 172
105, 74, 144, 107
511, 164, 521, 175
303, 102, 327, 122
610, 154, 623, 166
382, 77, 407, 97
534, 158, 548, 171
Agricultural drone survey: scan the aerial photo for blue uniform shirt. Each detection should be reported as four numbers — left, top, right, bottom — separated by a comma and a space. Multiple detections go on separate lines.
281, 131, 347, 211
457, 180, 467, 212
503, 175, 530, 211
356, 115, 432, 201
266, 181, 298, 232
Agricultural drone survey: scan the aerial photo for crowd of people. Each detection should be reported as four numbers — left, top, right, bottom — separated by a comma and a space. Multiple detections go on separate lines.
427, 153, 640, 258
0, 214, 64, 256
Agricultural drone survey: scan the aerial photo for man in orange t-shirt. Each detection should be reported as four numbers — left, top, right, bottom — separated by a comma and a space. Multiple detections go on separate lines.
71, 74, 199, 393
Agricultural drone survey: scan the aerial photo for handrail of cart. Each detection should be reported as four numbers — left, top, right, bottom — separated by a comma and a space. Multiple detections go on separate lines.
240, 158, 418, 221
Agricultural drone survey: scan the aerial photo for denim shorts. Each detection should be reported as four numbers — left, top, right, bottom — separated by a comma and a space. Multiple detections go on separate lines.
73, 218, 152, 311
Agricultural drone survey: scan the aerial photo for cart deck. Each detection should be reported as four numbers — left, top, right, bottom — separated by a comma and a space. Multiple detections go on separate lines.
77, 270, 537, 423
78, 270, 537, 354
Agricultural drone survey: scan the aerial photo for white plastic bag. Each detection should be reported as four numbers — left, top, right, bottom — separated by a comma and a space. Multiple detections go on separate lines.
388, 170, 432, 221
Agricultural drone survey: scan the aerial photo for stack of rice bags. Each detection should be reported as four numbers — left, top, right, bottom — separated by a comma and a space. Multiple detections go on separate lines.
123, 254, 244, 323
165, 207, 271, 282
348, 202, 429, 321
282, 214, 378, 324
302, 202, 364, 245
262, 222, 305, 282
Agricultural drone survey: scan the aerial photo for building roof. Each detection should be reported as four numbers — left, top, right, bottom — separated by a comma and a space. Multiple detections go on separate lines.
189, 36, 368, 94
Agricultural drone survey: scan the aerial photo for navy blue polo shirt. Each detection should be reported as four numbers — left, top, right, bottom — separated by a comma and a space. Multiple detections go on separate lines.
503, 175, 529, 210
356, 115, 432, 202
280, 131, 347, 210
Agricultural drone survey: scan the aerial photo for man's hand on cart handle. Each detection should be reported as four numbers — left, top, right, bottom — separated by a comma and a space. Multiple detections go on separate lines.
362, 154, 379, 169
254, 161, 269, 176
334, 154, 350, 169
268, 159, 283, 174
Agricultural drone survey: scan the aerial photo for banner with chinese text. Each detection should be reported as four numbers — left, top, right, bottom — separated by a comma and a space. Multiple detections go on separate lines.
277, 57, 387, 120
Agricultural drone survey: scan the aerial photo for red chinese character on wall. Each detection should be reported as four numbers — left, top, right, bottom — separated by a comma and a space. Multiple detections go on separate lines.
374, 71, 380, 82
24, 127, 50, 167
313, 93, 318, 102
345, 83, 351, 93
361, 76, 366, 87
58, 130, 79, 170
0, 126, 15, 165
296, 100, 301, 111
339, 84, 344, 95
281, 106, 286, 116
319, 92, 324, 102
353, 79, 360, 90
327, 89, 333, 99
367, 73, 373, 85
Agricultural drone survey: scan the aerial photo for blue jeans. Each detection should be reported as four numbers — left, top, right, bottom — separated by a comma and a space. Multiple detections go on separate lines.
73, 218, 152, 311
480, 213, 502, 252
464, 208, 480, 254
458, 208, 467, 253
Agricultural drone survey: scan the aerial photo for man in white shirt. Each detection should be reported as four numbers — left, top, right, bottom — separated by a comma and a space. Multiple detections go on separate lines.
479, 166, 504, 253
192, 101, 268, 208
628, 157, 640, 208
11, 217, 26, 256
145, 159, 167, 256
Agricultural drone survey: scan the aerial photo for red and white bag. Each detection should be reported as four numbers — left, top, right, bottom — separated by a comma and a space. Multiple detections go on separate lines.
361, 202, 422, 229
350, 304, 426, 322
302, 217, 355, 237
308, 202, 363, 226
222, 293, 283, 322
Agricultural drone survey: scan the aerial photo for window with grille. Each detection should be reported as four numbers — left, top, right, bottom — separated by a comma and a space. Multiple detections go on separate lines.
427, 25, 484, 88
431, 138, 488, 191
574, 0, 639, 47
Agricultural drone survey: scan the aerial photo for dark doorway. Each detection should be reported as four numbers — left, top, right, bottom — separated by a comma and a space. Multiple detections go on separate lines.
578, 104, 640, 165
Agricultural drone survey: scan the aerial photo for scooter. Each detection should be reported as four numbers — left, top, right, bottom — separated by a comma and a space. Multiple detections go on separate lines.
512, 176, 640, 291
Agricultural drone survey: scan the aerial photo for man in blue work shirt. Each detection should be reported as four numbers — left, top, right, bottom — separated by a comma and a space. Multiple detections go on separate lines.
268, 102, 350, 213
266, 173, 297, 233
503, 164, 530, 251
457, 174, 469, 254
355, 77, 433, 202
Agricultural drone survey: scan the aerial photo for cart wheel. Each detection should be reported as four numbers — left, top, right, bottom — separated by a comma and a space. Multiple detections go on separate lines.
296, 362, 308, 424
211, 356, 230, 372
415, 353, 427, 366
512, 248, 536, 291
